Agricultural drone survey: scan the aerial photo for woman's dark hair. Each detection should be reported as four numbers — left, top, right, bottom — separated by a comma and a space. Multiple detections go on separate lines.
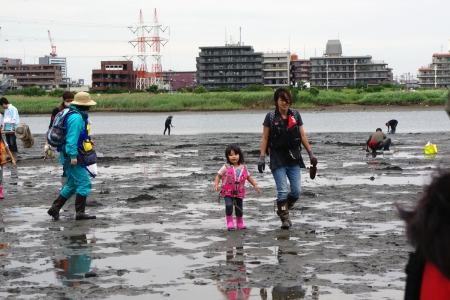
225, 144, 244, 165
396, 169, 450, 279
273, 87, 292, 108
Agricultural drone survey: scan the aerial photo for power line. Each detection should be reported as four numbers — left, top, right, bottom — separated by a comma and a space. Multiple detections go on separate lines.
0, 16, 128, 28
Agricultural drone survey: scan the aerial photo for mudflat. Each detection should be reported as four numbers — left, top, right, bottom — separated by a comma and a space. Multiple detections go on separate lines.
0, 131, 448, 299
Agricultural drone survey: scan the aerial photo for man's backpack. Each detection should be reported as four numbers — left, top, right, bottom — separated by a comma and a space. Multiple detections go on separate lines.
46, 108, 78, 148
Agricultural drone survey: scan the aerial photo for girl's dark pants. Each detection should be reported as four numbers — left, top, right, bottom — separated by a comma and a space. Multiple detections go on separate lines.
224, 196, 243, 217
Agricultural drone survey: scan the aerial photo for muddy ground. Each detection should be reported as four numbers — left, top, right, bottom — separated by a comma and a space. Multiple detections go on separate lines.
0, 131, 449, 300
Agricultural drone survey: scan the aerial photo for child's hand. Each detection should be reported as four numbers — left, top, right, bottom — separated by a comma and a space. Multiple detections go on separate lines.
212, 184, 220, 192
253, 185, 260, 194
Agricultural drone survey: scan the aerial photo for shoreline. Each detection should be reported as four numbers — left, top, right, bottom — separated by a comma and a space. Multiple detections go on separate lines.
84, 104, 444, 117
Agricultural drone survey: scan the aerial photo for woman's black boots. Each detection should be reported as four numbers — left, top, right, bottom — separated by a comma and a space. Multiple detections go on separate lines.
47, 195, 68, 221
75, 194, 96, 220
276, 200, 291, 229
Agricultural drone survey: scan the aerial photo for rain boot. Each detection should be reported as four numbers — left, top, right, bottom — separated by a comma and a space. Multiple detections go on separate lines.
47, 194, 68, 221
75, 194, 96, 220
0, 186, 3, 199
287, 194, 298, 210
276, 200, 291, 230
226, 215, 235, 231
236, 216, 246, 230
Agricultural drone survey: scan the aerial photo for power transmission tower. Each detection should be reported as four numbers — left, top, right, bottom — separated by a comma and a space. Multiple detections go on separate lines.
126, 9, 168, 90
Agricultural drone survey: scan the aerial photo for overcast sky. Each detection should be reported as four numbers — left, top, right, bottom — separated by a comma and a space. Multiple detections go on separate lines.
1, 0, 449, 85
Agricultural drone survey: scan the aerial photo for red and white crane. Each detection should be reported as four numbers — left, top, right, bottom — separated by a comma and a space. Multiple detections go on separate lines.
48, 30, 57, 57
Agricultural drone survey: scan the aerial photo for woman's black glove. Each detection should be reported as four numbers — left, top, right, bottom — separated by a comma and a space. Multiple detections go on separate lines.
258, 155, 265, 173
307, 151, 317, 165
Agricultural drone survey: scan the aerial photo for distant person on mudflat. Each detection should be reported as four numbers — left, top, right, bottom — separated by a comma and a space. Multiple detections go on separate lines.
258, 87, 317, 230
386, 119, 398, 134
164, 115, 174, 135
0, 97, 20, 153
396, 169, 450, 299
366, 128, 391, 153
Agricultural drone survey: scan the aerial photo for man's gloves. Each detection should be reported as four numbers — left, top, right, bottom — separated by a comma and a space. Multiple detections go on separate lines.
307, 151, 317, 165
258, 155, 265, 173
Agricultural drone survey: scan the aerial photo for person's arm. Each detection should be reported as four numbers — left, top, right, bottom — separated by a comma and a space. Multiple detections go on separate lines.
299, 125, 312, 152
65, 115, 83, 166
366, 134, 372, 151
10, 107, 18, 131
260, 126, 270, 156
5, 146, 16, 166
247, 175, 260, 194
212, 174, 222, 192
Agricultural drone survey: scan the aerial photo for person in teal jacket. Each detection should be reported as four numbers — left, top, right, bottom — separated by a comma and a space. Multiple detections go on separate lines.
47, 92, 97, 221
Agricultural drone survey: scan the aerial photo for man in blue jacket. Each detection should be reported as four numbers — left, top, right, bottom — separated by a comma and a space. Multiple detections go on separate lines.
47, 92, 97, 221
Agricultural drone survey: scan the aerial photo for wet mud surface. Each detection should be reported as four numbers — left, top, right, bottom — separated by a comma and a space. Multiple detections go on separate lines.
1, 132, 449, 299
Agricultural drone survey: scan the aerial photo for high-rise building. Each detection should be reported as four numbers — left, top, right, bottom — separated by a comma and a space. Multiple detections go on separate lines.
290, 55, 311, 85
262, 52, 290, 87
196, 45, 263, 90
40, 55, 67, 78
310, 40, 390, 88
417, 42, 450, 89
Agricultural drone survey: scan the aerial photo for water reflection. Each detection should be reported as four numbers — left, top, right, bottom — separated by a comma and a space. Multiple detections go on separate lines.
216, 246, 251, 300
53, 234, 96, 287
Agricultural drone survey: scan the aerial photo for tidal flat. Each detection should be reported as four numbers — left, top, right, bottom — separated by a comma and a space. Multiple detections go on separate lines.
0, 131, 448, 299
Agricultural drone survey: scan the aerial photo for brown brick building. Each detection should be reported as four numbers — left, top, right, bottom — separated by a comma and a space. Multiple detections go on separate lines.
92, 61, 137, 91
2, 64, 64, 90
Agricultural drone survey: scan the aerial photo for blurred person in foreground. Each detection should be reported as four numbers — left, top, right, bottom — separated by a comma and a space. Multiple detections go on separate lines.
396, 169, 450, 299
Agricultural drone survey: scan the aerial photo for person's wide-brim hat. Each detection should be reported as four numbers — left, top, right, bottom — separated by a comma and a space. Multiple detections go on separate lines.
72, 92, 97, 106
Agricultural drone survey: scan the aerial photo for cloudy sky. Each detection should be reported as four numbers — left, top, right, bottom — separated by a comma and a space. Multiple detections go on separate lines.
1, 0, 449, 85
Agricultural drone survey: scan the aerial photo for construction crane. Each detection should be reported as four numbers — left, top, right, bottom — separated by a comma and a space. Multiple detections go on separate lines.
48, 30, 57, 57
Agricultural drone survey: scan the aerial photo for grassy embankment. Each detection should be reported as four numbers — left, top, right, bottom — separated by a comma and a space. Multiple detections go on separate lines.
5, 90, 448, 114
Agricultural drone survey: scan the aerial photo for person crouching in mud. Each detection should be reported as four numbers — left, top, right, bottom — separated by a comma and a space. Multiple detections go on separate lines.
213, 144, 260, 231
258, 87, 317, 230
47, 92, 97, 221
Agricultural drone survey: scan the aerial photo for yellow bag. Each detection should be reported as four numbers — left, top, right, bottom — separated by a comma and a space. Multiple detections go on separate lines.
424, 143, 438, 155
83, 141, 93, 151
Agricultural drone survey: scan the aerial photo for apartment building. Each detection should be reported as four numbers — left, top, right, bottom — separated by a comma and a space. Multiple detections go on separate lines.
196, 45, 263, 90
162, 71, 196, 90
263, 52, 290, 87
0, 58, 22, 73
2, 64, 63, 90
417, 53, 450, 88
290, 55, 311, 85
92, 61, 136, 91
40, 55, 67, 78
310, 40, 390, 88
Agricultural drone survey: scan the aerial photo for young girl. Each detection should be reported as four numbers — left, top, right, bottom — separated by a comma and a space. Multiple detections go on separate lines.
0, 133, 17, 199
213, 144, 260, 230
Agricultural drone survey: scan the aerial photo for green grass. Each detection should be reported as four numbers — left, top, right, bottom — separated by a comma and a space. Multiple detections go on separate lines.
4, 89, 448, 114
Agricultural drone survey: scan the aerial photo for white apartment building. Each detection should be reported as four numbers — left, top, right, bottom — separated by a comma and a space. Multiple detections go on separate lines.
263, 52, 290, 87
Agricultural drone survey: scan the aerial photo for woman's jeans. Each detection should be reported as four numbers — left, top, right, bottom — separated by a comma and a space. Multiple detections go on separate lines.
272, 165, 301, 201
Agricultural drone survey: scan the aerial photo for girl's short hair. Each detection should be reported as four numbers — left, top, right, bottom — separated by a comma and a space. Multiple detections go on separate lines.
225, 144, 244, 165
274, 87, 292, 106
396, 169, 450, 279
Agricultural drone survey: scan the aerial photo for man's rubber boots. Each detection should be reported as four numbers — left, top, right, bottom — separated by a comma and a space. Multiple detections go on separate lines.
226, 215, 235, 231
276, 200, 291, 230
236, 216, 246, 230
75, 194, 96, 220
47, 194, 68, 221
287, 194, 298, 210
